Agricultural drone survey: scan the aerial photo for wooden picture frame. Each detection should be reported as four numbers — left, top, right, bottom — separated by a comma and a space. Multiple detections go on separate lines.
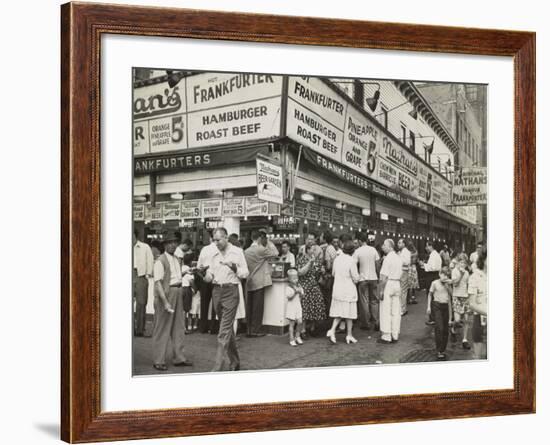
61, 2, 535, 442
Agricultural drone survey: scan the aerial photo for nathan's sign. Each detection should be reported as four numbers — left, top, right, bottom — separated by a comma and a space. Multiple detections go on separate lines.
451, 167, 487, 205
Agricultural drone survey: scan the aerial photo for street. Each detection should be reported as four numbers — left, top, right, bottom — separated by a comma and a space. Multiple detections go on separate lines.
133, 290, 478, 376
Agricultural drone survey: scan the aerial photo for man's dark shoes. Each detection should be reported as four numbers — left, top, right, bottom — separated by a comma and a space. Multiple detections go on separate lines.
377, 338, 392, 345
153, 364, 167, 371
173, 360, 193, 367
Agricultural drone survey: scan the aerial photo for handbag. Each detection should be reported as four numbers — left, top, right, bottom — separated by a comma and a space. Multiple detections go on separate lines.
469, 290, 487, 316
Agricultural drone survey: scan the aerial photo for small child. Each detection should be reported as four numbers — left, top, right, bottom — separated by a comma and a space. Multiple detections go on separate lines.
427, 266, 453, 360
285, 269, 304, 347
181, 254, 195, 333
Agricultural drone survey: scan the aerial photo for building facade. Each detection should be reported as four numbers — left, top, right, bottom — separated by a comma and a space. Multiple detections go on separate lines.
132, 70, 481, 254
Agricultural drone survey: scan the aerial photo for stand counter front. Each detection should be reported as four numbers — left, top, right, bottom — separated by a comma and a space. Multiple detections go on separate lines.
262, 278, 290, 335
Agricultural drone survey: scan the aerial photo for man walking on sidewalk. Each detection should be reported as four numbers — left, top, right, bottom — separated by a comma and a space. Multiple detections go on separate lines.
377, 239, 403, 344
202, 228, 249, 371
244, 229, 279, 337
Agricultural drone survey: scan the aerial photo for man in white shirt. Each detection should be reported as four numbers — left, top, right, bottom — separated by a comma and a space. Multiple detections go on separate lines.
420, 241, 442, 325
280, 240, 295, 267
377, 239, 403, 344
151, 231, 192, 371
202, 228, 249, 371
397, 239, 411, 317
133, 230, 154, 337
353, 232, 380, 331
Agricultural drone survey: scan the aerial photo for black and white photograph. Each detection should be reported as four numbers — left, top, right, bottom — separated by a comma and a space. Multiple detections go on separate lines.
132, 68, 488, 375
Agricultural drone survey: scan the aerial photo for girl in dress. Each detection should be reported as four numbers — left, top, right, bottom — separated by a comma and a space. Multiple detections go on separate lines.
326, 240, 361, 344
285, 269, 304, 346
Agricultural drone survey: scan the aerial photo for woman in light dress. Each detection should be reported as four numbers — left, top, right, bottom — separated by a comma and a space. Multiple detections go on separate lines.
326, 240, 360, 344
468, 247, 487, 359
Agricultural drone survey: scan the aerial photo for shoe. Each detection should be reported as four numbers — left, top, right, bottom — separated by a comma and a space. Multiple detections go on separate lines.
377, 338, 392, 345
295, 336, 303, 345
153, 364, 167, 371
462, 340, 471, 350
391, 338, 399, 343
247, 332, 266, 338
345, 335, 358, 344
290, 340, 298, 347
411, 299, 418, 305
425, 320, 435, 326
327, 330, 337, 344
437, 352, 447, 361
173, 360, 193, 367
401, 311, 408, 316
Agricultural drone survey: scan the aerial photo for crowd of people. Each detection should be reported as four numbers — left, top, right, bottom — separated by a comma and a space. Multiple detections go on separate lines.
133, 228, 488, 372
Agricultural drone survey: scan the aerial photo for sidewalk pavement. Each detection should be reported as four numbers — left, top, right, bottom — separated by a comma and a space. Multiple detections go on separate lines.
133, 290, 479, 376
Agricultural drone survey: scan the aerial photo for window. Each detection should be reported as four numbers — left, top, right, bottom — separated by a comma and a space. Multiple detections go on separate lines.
401, 124, 407, 144
409, 131, 415, 151
380, 105, 388, 129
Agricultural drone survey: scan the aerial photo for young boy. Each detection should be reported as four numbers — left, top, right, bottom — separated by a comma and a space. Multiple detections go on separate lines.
285, 269, 304, 347
427, 266, 453, 360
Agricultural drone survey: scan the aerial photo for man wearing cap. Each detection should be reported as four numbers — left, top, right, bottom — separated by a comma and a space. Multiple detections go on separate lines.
202, 228, 249, 371
151, 231, 192, 371
133, 229, 154, 337
244, 229, 279, 337
377, 239, 403, 344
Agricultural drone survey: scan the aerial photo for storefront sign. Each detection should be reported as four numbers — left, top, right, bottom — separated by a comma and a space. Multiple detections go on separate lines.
201, 199, 223, 218
287, 77, 346, 164
274, 216, 297, 230
145, 204, 163, 221
134, 145, 265, 174
307, 203, 321, 221
256, 156, 283, 204
222, 197, 246, 217
133, 204, 145, 221
320, 206, 333, 223
332, 209, 344, 225
133, 73, 282, 155
181, 200, 201, 219
343, 212, 354, 226
293, 200, 308, 219
162, 202, 181, 220
342, 105, 379, 178
450, 205, 478, 225
451, 167, 487, 205
245, 196, 270, 216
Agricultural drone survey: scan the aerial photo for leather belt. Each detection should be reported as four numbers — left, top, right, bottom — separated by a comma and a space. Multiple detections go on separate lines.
169, 284, 182, 288
213, 283, 238, 288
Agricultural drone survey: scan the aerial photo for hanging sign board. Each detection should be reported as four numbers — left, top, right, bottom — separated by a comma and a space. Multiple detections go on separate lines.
451, 167, 487, 205
256, 156, 283, 204
162, 202, 182, 220
222, 197, 246, 217
181, 200, 201, 219
201, 199, 223, 219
